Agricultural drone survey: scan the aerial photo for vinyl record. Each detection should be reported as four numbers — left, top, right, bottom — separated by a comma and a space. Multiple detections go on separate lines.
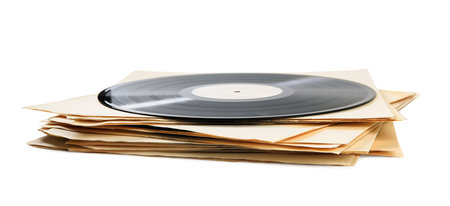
98, 73, 376, 119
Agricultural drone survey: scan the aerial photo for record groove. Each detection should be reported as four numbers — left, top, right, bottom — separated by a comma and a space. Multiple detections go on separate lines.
98, 73, 376, 119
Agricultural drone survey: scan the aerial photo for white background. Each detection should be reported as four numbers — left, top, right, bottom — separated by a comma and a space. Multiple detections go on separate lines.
0, 1, 448, 205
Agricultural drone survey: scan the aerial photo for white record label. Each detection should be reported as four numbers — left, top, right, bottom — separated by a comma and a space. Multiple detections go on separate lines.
191, 83, 283, 100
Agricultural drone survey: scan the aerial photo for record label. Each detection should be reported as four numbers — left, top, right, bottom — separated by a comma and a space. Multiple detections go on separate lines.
98, 73, 377, 119
190, 83, 283, 100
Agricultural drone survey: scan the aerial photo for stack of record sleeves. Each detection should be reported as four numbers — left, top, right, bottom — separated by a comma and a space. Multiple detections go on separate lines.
26, 69, 417, 166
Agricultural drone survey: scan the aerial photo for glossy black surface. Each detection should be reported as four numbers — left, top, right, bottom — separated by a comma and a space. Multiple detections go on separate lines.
98, 73, 376, 119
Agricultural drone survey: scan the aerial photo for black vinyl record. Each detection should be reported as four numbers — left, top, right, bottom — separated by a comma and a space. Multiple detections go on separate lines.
98, 73, 376, 119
